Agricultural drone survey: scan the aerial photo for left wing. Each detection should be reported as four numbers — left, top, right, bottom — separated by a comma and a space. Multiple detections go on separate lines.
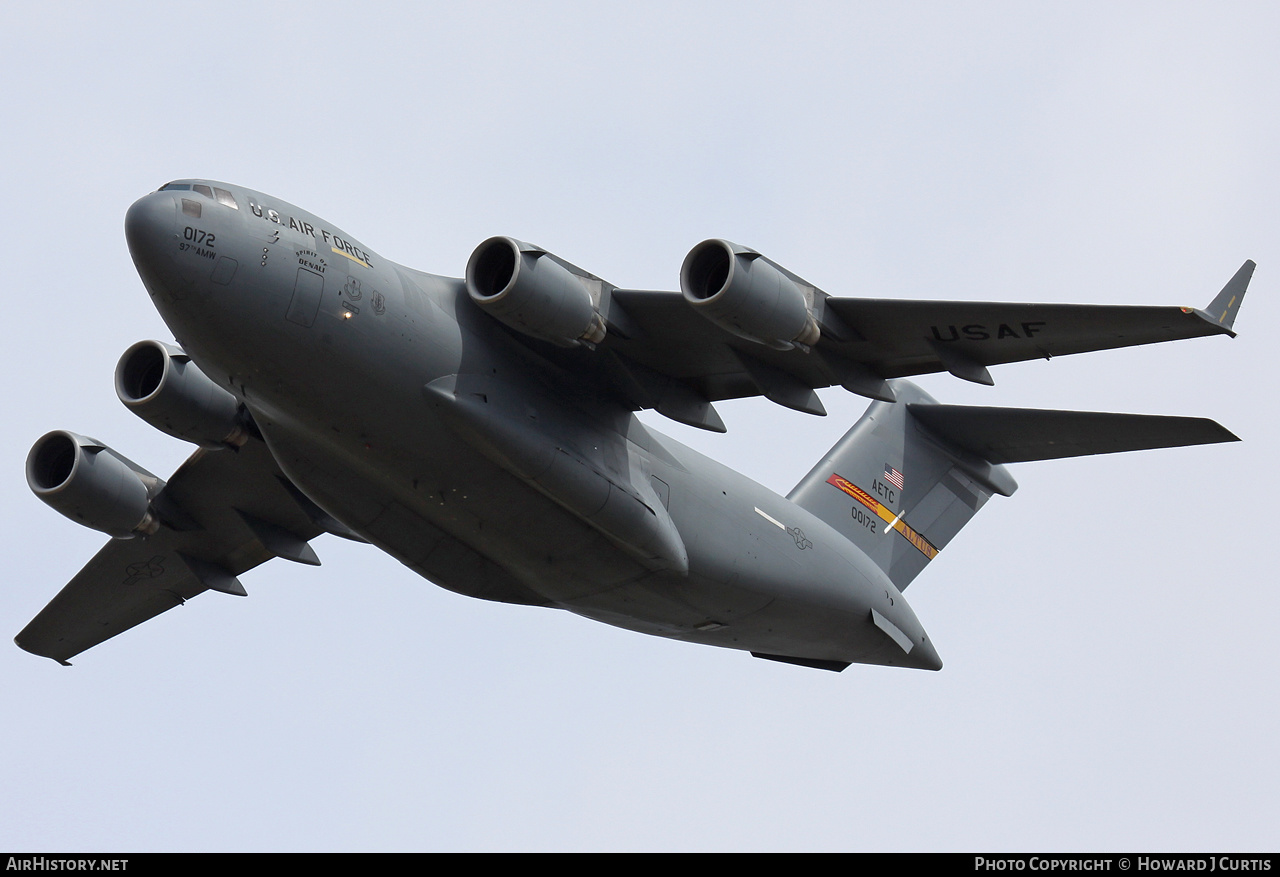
601, 260, 1254, 416
464, 238, 1253, 431
17, 436, 329, 664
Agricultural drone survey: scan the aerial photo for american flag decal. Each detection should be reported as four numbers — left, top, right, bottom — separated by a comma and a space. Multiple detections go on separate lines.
884, 464, 904, 491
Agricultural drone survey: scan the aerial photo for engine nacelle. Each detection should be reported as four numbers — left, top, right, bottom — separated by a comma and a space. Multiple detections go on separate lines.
115, 340, 248, 449
465, 236, 607, 348
680, 239, 822, 350
26, 431, 162, 538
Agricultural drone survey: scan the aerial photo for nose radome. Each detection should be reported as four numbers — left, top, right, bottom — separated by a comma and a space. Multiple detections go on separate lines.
125, 192, 183, 297
125, 192, 176, 258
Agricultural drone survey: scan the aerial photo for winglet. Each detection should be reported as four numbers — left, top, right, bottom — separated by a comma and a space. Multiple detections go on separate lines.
1195, 260, 1255, 336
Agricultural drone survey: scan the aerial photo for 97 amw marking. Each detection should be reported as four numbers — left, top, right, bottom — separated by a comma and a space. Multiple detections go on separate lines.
178, 226, 216, 259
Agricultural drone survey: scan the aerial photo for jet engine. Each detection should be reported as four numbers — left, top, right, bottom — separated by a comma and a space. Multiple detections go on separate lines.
115, 340, 249, 449
680, 239, 822, 350
465, 236, 608, 348
26, 431, 162, 538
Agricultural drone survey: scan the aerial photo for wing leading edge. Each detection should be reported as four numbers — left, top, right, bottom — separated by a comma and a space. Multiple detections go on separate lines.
17, 437, 327, 664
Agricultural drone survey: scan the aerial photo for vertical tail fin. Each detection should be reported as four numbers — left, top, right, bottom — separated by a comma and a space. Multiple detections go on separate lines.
789, 381, 1237, 591
788, 382, 1013, 591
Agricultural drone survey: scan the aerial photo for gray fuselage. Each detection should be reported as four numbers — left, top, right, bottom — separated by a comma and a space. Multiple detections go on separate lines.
123, 181, 941, 670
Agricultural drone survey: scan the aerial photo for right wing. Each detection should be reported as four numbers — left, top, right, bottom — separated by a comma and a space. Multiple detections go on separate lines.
17, 436, 332, 664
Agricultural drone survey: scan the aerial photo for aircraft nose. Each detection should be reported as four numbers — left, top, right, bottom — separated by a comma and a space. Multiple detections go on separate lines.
125, 191, 175, 254
124, 191, 184, 297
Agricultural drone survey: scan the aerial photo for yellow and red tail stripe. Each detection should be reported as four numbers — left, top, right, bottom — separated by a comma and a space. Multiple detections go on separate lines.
825, 473, 939, 560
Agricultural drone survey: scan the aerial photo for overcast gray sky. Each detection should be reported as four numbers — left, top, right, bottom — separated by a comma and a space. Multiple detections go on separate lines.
2, 1, 1276, 852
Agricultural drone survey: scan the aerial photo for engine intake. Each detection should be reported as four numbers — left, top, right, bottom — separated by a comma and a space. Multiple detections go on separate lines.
466, 237, 607, 348
115, 340, 248, 448
680, 239, 821, 350
26, 431, 161, 538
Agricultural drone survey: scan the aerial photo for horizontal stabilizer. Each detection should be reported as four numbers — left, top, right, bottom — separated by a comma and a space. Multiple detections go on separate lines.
790, 381, 1239, 593
907, 405, 1239, 464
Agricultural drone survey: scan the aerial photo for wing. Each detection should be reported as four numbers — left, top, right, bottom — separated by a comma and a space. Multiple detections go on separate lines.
16, 436, 332, 664
592, 260, 1254, 430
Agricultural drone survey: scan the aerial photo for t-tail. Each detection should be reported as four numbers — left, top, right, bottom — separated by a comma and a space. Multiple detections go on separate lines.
788, 381, 1238, 591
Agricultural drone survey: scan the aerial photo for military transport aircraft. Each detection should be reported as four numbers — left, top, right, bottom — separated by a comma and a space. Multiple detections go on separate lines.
18, 180, 1253, 670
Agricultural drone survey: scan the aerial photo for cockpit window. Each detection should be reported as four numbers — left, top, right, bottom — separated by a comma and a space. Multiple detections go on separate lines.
159, 182, 239, 210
